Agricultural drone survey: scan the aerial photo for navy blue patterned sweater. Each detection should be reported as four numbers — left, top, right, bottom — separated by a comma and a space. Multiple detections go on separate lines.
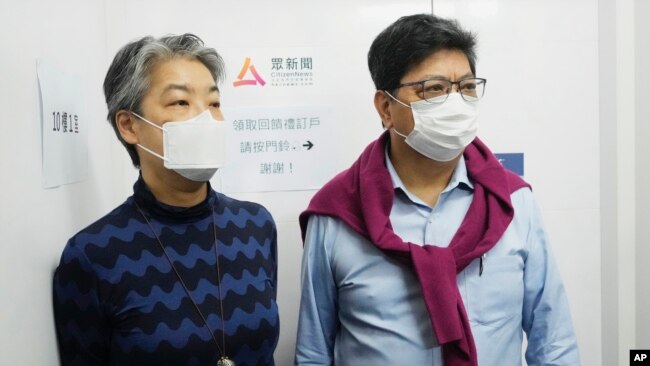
53, 177, 279, 365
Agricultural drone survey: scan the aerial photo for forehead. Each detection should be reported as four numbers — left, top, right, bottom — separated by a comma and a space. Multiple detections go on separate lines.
147, 57, 216, 91
401, 49, 472, 82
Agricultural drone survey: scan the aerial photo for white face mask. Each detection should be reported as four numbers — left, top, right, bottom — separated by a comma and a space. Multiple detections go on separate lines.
387, 92, 479, 162
131, 109, 228, 182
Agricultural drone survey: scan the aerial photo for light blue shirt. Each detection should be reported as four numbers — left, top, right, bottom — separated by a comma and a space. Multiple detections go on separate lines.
295, 153, 580, 365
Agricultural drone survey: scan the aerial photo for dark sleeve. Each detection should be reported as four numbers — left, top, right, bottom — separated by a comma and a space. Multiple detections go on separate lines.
52, 240, 110, 366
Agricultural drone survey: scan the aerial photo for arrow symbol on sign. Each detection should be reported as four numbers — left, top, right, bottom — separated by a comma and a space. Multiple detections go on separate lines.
303, 140, 314, 150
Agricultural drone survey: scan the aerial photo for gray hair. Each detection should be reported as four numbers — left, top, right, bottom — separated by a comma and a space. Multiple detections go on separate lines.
103, 33, 225, 167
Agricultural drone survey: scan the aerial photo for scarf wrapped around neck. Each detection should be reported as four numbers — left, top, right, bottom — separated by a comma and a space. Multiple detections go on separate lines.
299, 131, 529, 366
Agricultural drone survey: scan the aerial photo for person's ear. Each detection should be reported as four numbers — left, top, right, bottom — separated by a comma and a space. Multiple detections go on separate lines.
115, 110, 139, 144
374, 90, 394, 129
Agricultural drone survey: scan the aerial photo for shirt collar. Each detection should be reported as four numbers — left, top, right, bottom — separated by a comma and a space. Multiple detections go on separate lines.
385, 148, 475, 196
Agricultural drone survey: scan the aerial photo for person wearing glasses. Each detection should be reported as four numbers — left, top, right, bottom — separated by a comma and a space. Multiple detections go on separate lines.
295, 14, 579, 366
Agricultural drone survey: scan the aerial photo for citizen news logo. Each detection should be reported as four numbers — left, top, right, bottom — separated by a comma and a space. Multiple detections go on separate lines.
631, 350, 650, 364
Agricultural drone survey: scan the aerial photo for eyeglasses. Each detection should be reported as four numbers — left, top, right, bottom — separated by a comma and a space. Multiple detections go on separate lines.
392, 77, 487, 103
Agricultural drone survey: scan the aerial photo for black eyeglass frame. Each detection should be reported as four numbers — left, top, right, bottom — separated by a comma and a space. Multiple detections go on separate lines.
390, 77, 487, 103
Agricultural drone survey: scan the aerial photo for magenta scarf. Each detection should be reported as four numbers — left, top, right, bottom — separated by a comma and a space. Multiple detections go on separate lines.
299, 131, 529, 366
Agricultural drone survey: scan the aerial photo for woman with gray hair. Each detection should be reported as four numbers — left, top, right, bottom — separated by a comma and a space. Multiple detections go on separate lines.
53, 34, 279, 366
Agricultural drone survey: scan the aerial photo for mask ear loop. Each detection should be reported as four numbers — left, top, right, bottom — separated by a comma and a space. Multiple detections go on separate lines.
382, 91, 411, 139
136, 143, 167, 161
130, 112, 169, 162
383, 90, 412, 108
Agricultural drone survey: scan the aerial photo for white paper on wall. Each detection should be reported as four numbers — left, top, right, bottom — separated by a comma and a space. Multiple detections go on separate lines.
37, 59, 88, 188
220, 105, 336, 193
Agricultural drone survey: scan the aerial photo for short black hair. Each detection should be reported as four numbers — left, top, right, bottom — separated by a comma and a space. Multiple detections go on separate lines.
368, 14, 477, 91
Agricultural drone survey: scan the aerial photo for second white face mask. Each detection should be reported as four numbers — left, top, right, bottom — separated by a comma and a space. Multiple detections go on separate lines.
391, 92, 479, 162
132, 109, 228, 182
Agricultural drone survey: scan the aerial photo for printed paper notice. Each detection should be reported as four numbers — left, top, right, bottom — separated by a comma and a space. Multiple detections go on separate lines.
37, 59, 87, 188
220, 106, 337, 193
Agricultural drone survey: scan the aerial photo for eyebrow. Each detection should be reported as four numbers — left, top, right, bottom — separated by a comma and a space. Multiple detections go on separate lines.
398, 72, 476, 88
162, 84, 190, 94
420, 72, 475, 81
162, 84, 220, 94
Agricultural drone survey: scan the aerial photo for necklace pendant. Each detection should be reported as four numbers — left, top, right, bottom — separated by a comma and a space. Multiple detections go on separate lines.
217, 356, 235, 366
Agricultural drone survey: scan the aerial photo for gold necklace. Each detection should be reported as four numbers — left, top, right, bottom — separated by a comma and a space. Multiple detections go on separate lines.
134, 202, 235, 366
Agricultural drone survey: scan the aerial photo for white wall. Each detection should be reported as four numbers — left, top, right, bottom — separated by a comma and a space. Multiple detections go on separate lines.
597, 0, 650, 362
0, 1, 120, 364
635, 0, 650, 351
1, 1, 647, 365
599, 0, 649, 364
613, 1, 637, 363
598, 0, 620, 363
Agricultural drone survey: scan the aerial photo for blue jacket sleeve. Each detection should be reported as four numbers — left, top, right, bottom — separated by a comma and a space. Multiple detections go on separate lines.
53, 240, 110, 366
294, 215, 339, 366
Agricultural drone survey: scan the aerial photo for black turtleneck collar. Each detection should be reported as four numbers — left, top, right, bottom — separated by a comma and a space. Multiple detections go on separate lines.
131, 174, 218, 222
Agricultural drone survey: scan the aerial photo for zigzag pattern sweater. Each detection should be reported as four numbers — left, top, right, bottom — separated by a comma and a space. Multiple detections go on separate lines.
53, 177, 279, 366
